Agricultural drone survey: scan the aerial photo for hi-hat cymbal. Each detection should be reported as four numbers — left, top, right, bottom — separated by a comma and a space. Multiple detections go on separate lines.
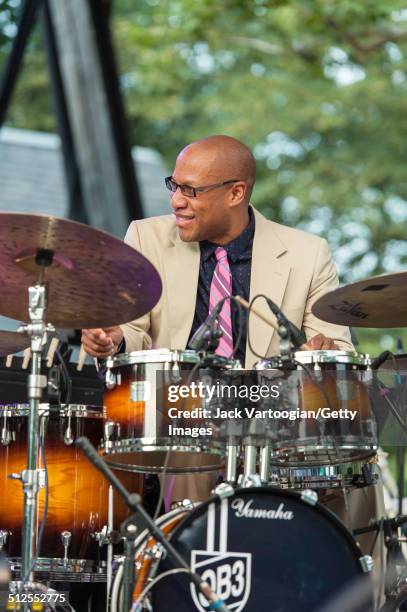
0, 330, 30, 356
312, 271, 407, 328
0, 213, 162, 329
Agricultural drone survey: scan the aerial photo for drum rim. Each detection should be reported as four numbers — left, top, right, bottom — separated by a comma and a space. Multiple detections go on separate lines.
256, 350, 371, 367
168, 486, 366, 563
0, 403, 104, 418
105, 348, 201, 367
271, 461, 379, 488
103, 437, 224, 452
103, 439, 225, 474
8, 555, 107, 570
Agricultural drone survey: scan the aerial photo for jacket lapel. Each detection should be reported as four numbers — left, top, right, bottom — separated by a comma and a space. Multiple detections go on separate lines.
163, 227, 200, 350
246, 209, 291, 366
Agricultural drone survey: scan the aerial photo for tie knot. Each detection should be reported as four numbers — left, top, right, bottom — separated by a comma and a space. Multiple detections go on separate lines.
215, 246, 228, 262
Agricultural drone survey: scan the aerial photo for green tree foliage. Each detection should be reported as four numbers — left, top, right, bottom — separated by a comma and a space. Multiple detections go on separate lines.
1, 0, 406, 353
0, 0, 55, 130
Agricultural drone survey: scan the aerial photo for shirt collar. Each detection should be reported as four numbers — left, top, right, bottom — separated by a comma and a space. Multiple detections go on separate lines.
200, 206, 255, 263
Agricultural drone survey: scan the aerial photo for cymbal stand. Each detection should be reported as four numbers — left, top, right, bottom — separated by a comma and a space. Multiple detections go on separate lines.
17, 254, 55, 591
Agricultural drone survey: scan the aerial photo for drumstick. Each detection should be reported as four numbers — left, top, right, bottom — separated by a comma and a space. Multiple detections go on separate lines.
234, 295, 279, 331
234, 295, 311, 350
22, 348, 31, 369
77, 344, 87, 371
46, 337, 59, 368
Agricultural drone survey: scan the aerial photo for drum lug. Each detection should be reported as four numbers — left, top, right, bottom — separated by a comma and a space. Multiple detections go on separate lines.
1, 427, 11, 446
171, 361, 182, 383
214, 482, 235, 499
63, 426, 74, 445
301, 489, 318, 506
61, 530, 71, 563
359, 554, 374, 573
105, 367, 117, 390
0, 530, 10, 550
313, 361, 323, 380
104, 420, 120, 443
1, 413, 13, 446
63, 413, 74, 445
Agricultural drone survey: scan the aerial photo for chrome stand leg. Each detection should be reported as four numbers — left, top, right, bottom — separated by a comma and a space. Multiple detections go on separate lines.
259, 444, 270, 484
243, 445, 257, 478
226, 444, 239, 483
107, 485, 114, 612
18, 281, 54, 593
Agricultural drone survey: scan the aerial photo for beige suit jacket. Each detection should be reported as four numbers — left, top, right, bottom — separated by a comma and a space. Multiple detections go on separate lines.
121, 207, 353, 367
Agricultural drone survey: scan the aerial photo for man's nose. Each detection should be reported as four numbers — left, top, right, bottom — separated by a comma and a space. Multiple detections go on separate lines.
171, 188, 189, 208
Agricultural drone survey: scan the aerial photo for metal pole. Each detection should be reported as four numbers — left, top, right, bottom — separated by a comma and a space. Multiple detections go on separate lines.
18, 274, 53, 593
21, 337, 42, 582
243, 445, 257, 477
41, 0, 87, 223
226, 444, 239, 483
259, 444, 270, 484
0, 0, 44, 126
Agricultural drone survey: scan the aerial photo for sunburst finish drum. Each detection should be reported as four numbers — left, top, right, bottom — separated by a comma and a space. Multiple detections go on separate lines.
102, 350, 229, 474
255, 351, 377, 467
0, 404, 143, 581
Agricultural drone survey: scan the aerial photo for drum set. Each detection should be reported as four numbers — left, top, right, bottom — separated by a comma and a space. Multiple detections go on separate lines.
0, 212, 405, 612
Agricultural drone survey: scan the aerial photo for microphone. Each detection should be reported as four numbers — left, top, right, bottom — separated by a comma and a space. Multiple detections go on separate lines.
265, 298, 307, 348
188, 297, 227, 351
371, 351, 391, 370
76, 437, 230, 612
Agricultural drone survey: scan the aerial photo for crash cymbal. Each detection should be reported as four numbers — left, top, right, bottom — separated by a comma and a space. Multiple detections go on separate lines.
312, 271, 407, 328
0, 213, 162, 329
0, 330, 30, 356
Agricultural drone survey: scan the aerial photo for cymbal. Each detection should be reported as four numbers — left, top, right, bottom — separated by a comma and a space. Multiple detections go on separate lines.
312, 271, 407, 328
0, 213, 162, 329
0, 331, 30, 356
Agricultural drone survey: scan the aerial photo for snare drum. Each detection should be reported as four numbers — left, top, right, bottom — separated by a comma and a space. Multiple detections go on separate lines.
256, 350, 377, 466
0, 404, 143, 581
102, 350, 227, 474
111, 487, 374, 612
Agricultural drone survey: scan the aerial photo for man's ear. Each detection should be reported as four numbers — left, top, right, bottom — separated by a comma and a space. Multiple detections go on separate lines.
228, 181, 247, 207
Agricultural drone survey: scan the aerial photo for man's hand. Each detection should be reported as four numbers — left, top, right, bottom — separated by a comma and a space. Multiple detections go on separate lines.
81, 326, 124, 358
302, 333, 338, 350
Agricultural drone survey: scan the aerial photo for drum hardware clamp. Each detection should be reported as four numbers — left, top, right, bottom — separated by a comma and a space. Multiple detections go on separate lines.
360, 555, 374, 573
301, 489, 319, 506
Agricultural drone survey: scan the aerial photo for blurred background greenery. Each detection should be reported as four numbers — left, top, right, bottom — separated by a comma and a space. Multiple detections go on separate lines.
1, 0, 407, 356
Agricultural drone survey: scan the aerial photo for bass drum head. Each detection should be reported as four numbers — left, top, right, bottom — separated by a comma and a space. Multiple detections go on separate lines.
152, 487, 373, 612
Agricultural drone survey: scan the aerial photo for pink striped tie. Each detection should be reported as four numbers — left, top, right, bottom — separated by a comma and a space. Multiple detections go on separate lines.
209, 247, 233, 357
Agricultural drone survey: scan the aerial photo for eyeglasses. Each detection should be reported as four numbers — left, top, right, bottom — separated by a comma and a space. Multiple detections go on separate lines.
165, 176, 240, 198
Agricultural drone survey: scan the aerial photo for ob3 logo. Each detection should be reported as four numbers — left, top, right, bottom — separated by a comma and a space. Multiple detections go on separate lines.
190, 550, 251, 612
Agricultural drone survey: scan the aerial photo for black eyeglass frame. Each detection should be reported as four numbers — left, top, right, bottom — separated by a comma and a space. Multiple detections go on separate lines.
165, 176, 241, 198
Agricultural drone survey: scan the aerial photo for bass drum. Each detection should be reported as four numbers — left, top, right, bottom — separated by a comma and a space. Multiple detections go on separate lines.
111, 488, 374, 612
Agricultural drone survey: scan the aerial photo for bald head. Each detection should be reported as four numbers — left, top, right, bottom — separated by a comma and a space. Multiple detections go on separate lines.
171, 135, 255, 244
178, 135, 256, 203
